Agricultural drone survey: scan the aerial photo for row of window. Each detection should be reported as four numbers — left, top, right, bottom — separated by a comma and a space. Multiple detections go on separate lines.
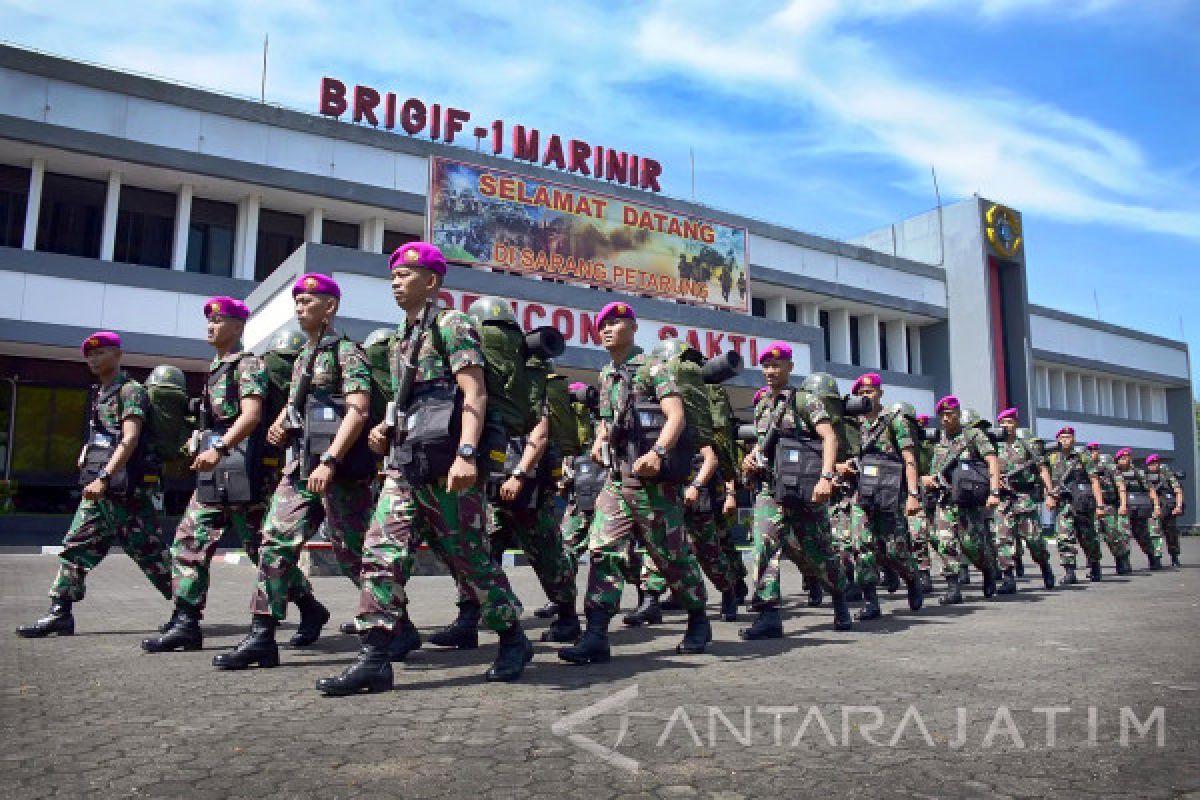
751, 295, 918, 372
1035, 364, 1168, 424
0, 164, 417, 280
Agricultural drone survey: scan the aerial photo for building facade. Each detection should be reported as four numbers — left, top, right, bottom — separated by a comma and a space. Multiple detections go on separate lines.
0, 44, 1193, 525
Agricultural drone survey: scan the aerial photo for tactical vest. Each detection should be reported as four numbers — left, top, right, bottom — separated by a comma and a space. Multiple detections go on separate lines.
1051, 453, 1095, 515
1121, 469, 1154, 520
79, 380, 151, 496
194, 354, 264, 505
856, 412, 906, 513
301, 337, 378, 481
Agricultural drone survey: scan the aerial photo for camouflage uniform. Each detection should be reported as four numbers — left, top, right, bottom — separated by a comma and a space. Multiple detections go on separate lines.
486, 482, 577, 609
848, 412, 920, 587
748, 390, 845, 609
928, 426, 997, 578
170, 353, 312, 612
1147, 465, 1184, 559
356, 310, 521, 633
250, 338, 373, 620
1092, 456, 1130, 562
51, 373, 172, 602
1115, 466, 1164, 561
993, 437, 1052, 570
1047, 450, 1103, 569
584, 347, 707, 614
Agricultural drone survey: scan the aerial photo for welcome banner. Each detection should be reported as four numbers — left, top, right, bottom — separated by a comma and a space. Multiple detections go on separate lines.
427, 157, 749, 312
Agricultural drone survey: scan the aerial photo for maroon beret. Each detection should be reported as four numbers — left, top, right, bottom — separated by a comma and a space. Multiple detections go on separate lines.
596, 301, 636, 327
389, 241, 447, 276
996, 407, 1019, 422
204, 296, 249, 321
935, 395, 960, 414
81, 331, 121, 355
852, 372, 882, 394
292, 273, 341, 298
758, 342, 792, 365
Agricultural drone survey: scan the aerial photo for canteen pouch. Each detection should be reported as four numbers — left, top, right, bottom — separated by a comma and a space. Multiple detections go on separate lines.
195, 429, 259, 506
1126, 490, 1153, 520
393, 381, 462, 486
79, 433, 130, 496
627, 400, 693, 485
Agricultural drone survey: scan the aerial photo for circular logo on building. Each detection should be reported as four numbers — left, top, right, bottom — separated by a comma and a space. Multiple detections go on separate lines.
985, 204, 1022, 258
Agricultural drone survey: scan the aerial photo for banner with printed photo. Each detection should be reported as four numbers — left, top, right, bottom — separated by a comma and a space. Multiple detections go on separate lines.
427, 157, 749, 312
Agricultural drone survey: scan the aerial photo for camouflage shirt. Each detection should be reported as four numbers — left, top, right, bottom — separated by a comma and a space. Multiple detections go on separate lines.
1094, 458, 1120, 503
206, 352, 268, 425
1048, 448, 1095, 485
288, 335, 372, 403
996, 436, 1042, 492
1114, 466, 1151, 494
92, 372, 148, 437
388, 309, 485, 390
752, 388, 830, 448
856, 410, 914, 459
929, 426, 995, 476
1146, 465, 1182, 495
598, 347, 679, 423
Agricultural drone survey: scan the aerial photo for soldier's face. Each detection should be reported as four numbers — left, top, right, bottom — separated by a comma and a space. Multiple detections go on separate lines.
940, 407, 960, 431
85, 347, 120, 377
857, 385, 881, 409
998, 418, 1017, 437
1118, 456, 1131, 469
761, 358, 791, 388
294, 293, 336, 332
1058, 433, 1075, 450
1147, 462, 1159, 473
599, 317, 635, 350
391, 266, 438, 308
206, 315, 243, 348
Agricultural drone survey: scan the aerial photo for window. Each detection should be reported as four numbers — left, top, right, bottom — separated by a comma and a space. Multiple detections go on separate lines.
323, 219, 359, 249
186, 198, 236, 277
819, 310, 831, 361
751, 298, 766, 318
383, 230, 419, 255
0, 164, 29, 248
849, 316, 860, 366
879, 329, 889, 372
114, 186, 175, 268
785, 303, 797, 323
37, 172, 105, 257
10, 384, 88, 482
255, 209, 305, 280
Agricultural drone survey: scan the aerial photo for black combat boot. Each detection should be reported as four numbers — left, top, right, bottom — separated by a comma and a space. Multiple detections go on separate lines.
388, 616, 422, 662
919, 570, 935, 595
1014, 554, 1025, 577
831, 591, 853, 631
533, 601, 558, 619
959, 565, 971, 585
1061, 565, 1078, 585
982, 567, 997, 598
882, 566, 900, 594
677, 608, 712, 654
1149, 555, 1163, 571
659, 593, 683, 612
1040, 561, 1057, 589
141, 604, 202, 653
1170, 553, 1181, 568
1088, 562, 1103, 582
540, 603, 582, 643
212, 615, 279, 669
806, 581, 824, 607
938, 576, 963, 605
720, 588, 739, 622
558, 608, 612, 664
855, 584, 881, 621
997, 568, 1017, 595
429, 604, 481, 649
622, 591, 663, 627
735, 577, 749, 603
738, 607, 783, 640
157, 606, 181, 634
487, 623, 534, 681
288, 592, 330, 647
315, 628, 394, 696
338, 622, 357, 635
906, 578, 924, 611
15, 598, 74, 638
1116, 554, 1131, 575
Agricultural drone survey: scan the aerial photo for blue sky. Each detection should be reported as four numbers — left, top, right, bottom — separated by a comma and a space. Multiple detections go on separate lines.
5, 0, 1198, 386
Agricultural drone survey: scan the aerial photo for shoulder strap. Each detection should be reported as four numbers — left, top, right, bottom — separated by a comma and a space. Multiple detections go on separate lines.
860, 410, 898, 454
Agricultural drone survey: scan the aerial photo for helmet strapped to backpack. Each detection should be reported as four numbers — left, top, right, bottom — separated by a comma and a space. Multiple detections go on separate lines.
800, 371, 861, 461
144, 364, 193, 468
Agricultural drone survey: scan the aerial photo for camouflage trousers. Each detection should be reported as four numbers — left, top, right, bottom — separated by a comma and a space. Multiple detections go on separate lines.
357, 474, 521, 632
749, 491, 845, 610
643, 508, 738, 595
585, 479, 707, 614
907, 508, 933, 572
1124, 514, 1164, 560
169, 491, 312, 612
932, 503, 996, 578
483, 495, 576, 607
1158, 514, 1182, 557
250, 475, 371, 619
1095, 510, 1131, 561
849, 505, 919, 587
992, 498, 1051, 569
1053, 508, 1103, 568
51, 488, 172, 603
561, 499, 645, 586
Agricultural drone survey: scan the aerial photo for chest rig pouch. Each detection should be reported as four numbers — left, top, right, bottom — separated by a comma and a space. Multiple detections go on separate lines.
1123, 474, 1152, 520
79, 384, 144, 496
1060, 465, 1096, 515
196, 359, 263, 505
572, 454, 606, 513
858, 452, 904, 513
303, 390, 378, 481
951, 460, 990, 507
773, 434, 823, 508
488, 436, 540, 510
625, 399, 694, 485
686, 454, 715, 515
392, 379, 462, 487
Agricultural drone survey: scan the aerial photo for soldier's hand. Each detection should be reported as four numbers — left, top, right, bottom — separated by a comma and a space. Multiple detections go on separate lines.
683, 485, 699, 507
591, 440, 606, 465
500, 475, 524, 503
266, 421, 287, 447
905, 495, 921, 516
1118, 503, 1127, 516
742, 452, 760, 476
633, 451, 662, 478
367, 423, 390, 455
986, 494, 1001, 510
191, 448, 221, 473
723, 493, 738, 516
835, 461, 854, 477
307, 464, 334, 494
82, 479, 107, 501
812, 477, 833, 504
1173, 506, 1183, 516
920, 475, 936, 490
447, 456, 477, 492
1045, 495, 1058, 510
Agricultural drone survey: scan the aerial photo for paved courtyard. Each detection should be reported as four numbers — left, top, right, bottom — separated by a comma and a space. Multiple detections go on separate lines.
2, 541, 1198, 799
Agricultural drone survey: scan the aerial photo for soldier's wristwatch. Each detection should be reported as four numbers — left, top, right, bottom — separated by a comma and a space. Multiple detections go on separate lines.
652, 445, 669, 459
212, 437, 231, 457
96, 468, 110, 483
821, 471, 835, 481
510, 467, 528, 481
319, 452, 339, 469
457, 444, 477, 461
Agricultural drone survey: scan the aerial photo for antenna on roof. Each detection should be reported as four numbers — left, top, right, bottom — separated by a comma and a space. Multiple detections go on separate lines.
260, 34, 269, 103
931, 166, 945, 266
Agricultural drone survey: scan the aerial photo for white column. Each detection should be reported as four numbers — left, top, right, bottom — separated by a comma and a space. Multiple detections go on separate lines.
885, 319, 908, 373
170, 184, 193, 271
235, 195, 260, 281
765, 295, 786, 322
859, 313, 881, 369
828, 308, 851, 365
99, 171, 121, 261
907, 323, 923, 375
22, 157, 45, 250
359, 217, 385, 253
305, 207, 323, 244
800, 302, 819, 327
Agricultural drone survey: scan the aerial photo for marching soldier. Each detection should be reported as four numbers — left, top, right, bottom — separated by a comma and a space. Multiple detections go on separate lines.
923, 397, 1002, 604
738, 347, 850, 639
1045, 427, 1105, 583
991, 410, 1056, 591
907, 413, 936, 594
1114, 448, 1164, 571
1145, 454, 1185, 567
558, 302, 711, 664
17, 332, 172, 638
316, 243, 530, 695
1089, 443, 1133, 575
214, 274, 373, 672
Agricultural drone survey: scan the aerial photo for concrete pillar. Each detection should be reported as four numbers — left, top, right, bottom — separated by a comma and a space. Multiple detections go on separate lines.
765, 295, 786, 322
907, 323, 923, 375
885, 319, 908, 373
99, 171, 121, 261
171, 184, 192, 271
828, 308, 851, 365
800, 302, 819, 327
235, 195, 260, 281
359, 217, 385, 253
305, 207, 323, 244
859, 313, 881, 369
22, 157, 45, 250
